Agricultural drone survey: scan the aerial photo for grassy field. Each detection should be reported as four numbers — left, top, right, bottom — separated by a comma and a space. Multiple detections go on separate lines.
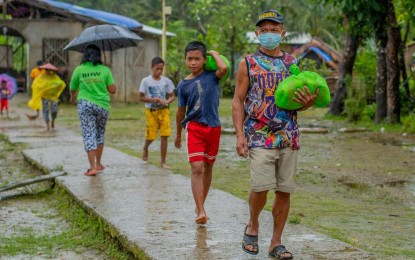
52, 98, 415, 259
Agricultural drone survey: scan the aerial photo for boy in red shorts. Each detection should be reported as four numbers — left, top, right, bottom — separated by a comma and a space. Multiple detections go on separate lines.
0, 80, 10, 118
174, 41, 228, 224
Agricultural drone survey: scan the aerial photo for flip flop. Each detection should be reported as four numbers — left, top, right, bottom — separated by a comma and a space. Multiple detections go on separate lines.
268, 244, 293, 259
242, 226, 258, 255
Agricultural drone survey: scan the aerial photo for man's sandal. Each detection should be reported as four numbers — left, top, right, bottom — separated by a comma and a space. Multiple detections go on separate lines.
268, 245, 293, 259
242, 226, 259, 255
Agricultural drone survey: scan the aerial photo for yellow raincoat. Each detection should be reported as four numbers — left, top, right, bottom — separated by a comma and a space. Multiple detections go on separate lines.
28, 72, 66, 110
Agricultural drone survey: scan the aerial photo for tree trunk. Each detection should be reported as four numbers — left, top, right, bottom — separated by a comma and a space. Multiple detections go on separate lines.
327, 17, 359, 116
386, 0, 401, 124
400, 22, 410, 98
374, 0, 388, 123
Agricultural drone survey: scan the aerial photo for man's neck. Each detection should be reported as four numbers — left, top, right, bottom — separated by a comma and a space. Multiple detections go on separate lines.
259, 46, 283, 57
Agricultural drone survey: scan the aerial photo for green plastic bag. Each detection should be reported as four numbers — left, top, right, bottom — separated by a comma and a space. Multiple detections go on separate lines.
275, 64, 331, 110
204, 54, 231, 83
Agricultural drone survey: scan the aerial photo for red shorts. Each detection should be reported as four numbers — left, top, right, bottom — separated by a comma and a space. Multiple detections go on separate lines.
186, 121, 221, 163
0, 99, 8, 110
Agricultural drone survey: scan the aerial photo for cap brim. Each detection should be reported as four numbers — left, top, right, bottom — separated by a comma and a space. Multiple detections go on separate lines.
256, 18, 284, 26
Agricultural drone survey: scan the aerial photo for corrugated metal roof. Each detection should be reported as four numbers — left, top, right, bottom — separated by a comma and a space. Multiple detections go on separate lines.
141, 25, 175, 37
41, 0, 143, 30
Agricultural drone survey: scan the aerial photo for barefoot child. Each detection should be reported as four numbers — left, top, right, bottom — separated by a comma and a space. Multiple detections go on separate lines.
139, 57, 176, 169
0, 80, 10, 118
174, 41, 228, 224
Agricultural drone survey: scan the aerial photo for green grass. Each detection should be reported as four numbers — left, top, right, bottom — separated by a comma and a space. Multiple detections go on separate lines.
19, 99, 415, 258
0, 190, 139, 259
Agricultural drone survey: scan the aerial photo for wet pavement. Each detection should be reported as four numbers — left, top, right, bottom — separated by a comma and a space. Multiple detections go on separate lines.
0, 94, 377, 259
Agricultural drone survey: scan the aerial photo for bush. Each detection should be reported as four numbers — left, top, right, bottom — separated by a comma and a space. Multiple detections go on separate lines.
345, 98, 366, 122
402, 113, 415, 133
354, 47, 376, 101
361, 103, 376, 121
298, 58, 332, 78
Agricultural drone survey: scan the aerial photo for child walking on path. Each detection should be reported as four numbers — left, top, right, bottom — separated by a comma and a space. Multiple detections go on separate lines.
0, 80, 10, 118
139, 57, 175, 169
174, 41, 228, 224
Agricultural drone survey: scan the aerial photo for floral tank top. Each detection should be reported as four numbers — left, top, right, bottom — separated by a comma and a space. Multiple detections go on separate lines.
244, 50, 300, 150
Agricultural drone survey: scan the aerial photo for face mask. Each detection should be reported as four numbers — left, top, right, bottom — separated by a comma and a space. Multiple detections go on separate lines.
257, 33, 282, 50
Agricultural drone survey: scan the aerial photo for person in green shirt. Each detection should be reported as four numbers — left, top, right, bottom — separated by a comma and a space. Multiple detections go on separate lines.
69, 45, 117, 176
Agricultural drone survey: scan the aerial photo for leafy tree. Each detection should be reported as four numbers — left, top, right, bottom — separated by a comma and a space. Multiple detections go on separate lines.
280, 0, 342, 50
327, 14, 360, 116
187, 0, 258, 78
385, 0, 401, 123
147, 19, 199, 86
374, 0, 388, 123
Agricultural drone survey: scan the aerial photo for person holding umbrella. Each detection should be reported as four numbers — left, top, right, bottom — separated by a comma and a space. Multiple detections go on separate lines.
69, 45, 117, 176
0, 73, 19, 119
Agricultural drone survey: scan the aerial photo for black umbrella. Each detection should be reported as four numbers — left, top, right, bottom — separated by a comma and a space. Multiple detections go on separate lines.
63, 24, 143, 52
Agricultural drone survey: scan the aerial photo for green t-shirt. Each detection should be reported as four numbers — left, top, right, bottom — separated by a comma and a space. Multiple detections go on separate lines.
70, 62, 115, 110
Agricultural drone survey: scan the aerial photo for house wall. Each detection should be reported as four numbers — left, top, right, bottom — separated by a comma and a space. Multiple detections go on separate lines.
3, 19, 83, 90
3, 19, 158, 102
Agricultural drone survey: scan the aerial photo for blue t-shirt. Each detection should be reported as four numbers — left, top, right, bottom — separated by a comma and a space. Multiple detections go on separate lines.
177, 71, 220, 128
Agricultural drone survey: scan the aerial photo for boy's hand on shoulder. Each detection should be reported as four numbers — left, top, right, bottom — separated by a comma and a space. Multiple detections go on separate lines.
208, 50, 220, 57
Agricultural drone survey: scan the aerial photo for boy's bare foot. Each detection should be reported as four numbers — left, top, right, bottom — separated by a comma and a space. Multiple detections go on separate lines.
161, 163, 170, 169
195, 214, 208, 224
142, 148, 148, 161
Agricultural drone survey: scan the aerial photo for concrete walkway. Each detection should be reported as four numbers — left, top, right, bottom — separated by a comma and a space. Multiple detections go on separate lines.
0, 94, 376, 259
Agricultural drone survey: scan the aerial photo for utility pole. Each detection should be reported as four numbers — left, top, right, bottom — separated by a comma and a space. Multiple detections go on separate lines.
161, 1, 171, 75
161, 0, 166, 75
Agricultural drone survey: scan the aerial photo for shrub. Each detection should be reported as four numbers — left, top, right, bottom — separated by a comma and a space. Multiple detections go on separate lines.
402, 113, 415, 133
